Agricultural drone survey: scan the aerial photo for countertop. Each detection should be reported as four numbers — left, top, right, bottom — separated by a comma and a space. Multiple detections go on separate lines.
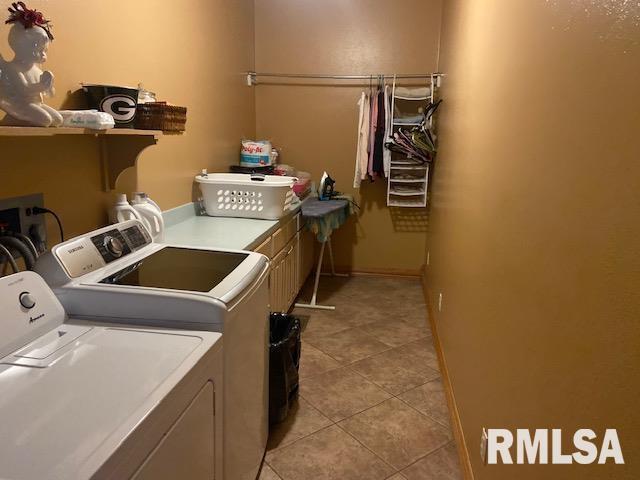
162, 202, 299, 251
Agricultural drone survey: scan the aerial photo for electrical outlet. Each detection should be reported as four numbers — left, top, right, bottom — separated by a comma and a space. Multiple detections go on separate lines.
426, 251, 430, 266
0, 193, 46, 253
480, 428, 488, 464
438, 293, 443, 312
0, 207, 21, 233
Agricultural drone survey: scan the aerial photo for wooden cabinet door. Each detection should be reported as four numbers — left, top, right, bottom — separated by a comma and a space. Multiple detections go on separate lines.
254, 236, 273, 259
270, 252, 284, 312
269, 235, 298, 313
299, 229, 315, 291
260, 219, 306, 313
288, 234, 300, 307
281, 236, 296, 311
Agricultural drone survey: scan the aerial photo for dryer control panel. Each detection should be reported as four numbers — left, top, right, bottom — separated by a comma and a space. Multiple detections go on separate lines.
0, 271, 66, 361
52, 220, 152, 279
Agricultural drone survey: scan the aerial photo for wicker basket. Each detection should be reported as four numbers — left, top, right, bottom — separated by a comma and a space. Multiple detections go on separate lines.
135, 102, 187, 132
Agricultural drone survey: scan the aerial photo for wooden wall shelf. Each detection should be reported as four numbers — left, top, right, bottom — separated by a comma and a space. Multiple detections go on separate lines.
0, 126, 162, 138
0, 126, 164, 191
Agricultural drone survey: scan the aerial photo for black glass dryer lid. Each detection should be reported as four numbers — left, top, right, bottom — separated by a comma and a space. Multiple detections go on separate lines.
99, 247, 248, 292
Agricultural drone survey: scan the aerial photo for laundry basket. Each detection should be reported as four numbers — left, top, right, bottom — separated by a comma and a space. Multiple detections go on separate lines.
196, 173, 297, 220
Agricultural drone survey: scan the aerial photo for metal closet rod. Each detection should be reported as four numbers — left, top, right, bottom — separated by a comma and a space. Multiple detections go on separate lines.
247, 71, 443, 80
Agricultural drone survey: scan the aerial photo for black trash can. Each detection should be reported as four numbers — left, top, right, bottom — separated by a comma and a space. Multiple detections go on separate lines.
269, 313, 301, 425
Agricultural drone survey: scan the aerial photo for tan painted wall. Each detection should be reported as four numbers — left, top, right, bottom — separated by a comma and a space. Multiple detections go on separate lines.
0, 0, 255, 241
428, 1, 640, 478
254, 0, 442, 274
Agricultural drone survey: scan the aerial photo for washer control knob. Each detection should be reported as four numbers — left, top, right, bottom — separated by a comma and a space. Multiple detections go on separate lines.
19, 292, 36, 309
104, 236, 124, 257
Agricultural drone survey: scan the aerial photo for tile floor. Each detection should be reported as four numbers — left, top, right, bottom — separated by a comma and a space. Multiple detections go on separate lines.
260, 275, 463, 480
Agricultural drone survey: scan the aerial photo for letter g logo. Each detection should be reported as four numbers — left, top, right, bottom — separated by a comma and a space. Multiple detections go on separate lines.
100, 95, 137, 122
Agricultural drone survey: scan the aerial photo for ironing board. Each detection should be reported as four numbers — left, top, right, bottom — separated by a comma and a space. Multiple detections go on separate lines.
295, 198, 352, 311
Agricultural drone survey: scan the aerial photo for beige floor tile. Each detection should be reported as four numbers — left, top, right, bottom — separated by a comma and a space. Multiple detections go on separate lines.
300, 367, 391, 421
402, 338, 440, 371
306, 327, 392, 364
398, 379, 451, 427
299, 302, 387, 331
339, 398, 451, 470
299, 342, 341, 379
299, 275, 423, 303
394, 314, 429, 329
298, 276, 428, 327
267, 397, 333, 451
404, 336, 436, 355
400, 443, 462, 480
393, 303, 430, 327
359, 320, 430, 348
310, 282, 393, 312
296, 278, 351, 305
350, 348, 440, 395
372, 289, 421, 303
259, 463, 282, 480
382, 342, 439, 379
370, 280, 424, 304
333, 302, 390, 326
300, 313, 353, 341
266, 425, 394, 480
268, 276, 460, 480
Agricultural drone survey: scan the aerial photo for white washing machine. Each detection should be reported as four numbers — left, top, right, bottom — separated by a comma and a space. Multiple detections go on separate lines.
0, 271, 223, 480
35, 219, 270, 480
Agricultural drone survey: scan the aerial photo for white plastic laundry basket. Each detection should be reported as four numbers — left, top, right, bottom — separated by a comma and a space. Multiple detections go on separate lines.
196, 173, 297, 220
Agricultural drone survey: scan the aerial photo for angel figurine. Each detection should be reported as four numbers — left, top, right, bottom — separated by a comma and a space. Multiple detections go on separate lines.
0, 2, 62, 127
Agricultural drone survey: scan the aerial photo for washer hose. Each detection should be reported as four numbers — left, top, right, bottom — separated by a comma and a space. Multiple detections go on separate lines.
0, 236, 36, 271
4, 231, 39, 259
0, 244, 19, 274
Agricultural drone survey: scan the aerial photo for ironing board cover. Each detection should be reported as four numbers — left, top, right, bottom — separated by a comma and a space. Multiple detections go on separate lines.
301, 198, 352, 243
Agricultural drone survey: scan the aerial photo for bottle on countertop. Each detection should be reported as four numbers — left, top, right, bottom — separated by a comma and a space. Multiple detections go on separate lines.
131, 192, 165, 241
109, 194, 144, 224
270, 148, 279, 165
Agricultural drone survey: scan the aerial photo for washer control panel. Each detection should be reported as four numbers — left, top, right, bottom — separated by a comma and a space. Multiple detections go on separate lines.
91, 229, 131, 263
52, 220, 153, 279
121, 224, 151, 250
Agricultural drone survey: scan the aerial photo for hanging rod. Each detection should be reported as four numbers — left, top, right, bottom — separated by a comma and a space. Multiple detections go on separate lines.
246, 71, 444, 86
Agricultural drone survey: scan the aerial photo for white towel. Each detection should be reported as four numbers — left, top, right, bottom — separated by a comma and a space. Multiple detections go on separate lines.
59, 110, 115, 130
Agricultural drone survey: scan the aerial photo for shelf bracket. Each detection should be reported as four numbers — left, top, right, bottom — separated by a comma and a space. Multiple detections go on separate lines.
99, 134, 158, 191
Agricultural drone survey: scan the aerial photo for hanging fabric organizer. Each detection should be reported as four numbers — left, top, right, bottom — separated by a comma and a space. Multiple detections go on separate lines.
385, 74, 441, 208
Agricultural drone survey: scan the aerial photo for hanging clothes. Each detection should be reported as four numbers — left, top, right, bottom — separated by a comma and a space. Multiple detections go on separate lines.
353, 91, 370, 188
371, 89, 386, 178
383, 85, 392, 177
367, 89, 378, 178
354, 83, 396, 187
